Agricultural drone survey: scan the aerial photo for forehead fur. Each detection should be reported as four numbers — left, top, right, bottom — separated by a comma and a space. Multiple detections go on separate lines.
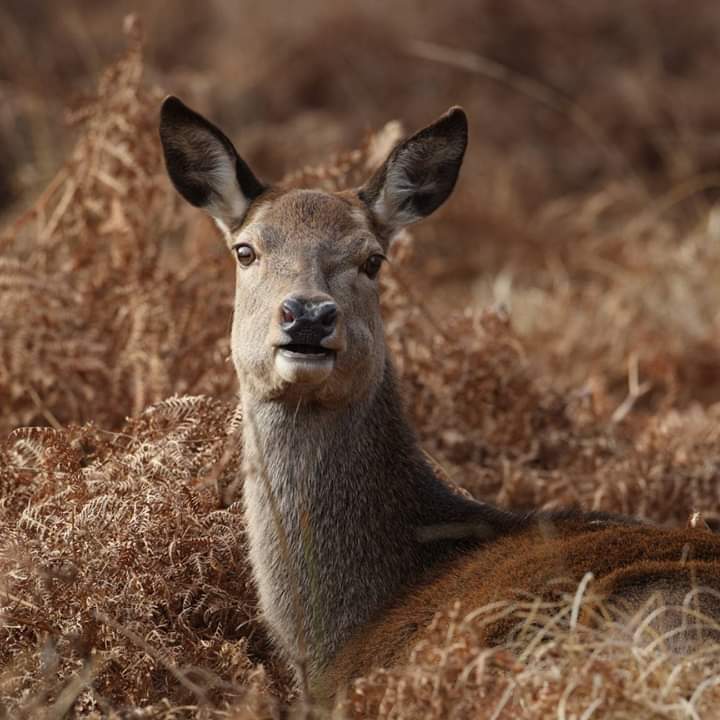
236, 188, 372, 239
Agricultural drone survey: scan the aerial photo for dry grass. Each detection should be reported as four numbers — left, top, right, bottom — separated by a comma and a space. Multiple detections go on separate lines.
2, 6, 720, 718
341, 593, 720, 719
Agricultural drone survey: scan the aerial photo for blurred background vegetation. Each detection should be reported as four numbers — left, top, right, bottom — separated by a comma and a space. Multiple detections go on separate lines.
5, 0, 720, 410
4, 0, 720, 216
4, 0, 720, 422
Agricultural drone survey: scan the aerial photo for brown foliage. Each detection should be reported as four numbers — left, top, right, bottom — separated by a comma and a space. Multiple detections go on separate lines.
0, 398, 281, 716
2, 12, 720, 720
0, 25, 236, 432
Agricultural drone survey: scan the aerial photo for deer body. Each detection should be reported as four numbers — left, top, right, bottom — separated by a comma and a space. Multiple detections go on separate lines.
160, 99, 720, 702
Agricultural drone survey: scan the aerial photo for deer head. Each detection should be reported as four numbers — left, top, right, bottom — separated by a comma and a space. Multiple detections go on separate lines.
159, 97, 467, 408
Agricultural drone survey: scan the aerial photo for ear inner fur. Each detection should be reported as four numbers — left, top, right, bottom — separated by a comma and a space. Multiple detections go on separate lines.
359, 106, 468, 231
159, 96, 265, 223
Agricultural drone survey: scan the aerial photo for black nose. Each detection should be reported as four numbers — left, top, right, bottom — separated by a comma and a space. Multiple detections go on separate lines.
280, 297, 337, 344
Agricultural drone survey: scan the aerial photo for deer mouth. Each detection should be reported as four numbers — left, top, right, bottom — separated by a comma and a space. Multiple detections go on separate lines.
278, 343, 335, 360
274, 344, 336, 385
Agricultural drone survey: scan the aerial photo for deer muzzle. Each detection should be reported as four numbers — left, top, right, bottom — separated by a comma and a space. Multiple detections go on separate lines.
274, 296, 340, 384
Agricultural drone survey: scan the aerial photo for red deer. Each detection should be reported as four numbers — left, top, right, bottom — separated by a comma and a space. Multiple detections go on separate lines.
159, 97, 720, 703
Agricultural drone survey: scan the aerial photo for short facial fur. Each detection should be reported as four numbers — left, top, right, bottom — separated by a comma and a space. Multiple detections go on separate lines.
227, 190, 387, 408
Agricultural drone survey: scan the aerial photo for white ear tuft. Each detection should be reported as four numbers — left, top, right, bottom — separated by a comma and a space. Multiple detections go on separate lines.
196, 135, 251, 221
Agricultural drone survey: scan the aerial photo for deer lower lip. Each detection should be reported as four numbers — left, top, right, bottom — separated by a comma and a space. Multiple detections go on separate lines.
275, 345, 336, 385
278, 344, 335, 360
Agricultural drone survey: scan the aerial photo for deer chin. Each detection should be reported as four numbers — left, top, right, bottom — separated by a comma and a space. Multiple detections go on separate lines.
274, 347, 336, 385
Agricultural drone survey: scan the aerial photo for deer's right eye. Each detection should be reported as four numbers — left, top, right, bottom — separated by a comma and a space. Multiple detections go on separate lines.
233, 244, 256, 267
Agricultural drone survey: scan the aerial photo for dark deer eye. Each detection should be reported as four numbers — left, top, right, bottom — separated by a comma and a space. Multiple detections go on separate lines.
361, 253, 385, 279
233, 243, 256, 267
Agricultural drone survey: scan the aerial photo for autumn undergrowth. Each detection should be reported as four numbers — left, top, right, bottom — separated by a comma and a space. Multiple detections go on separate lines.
2, 15, 720, 719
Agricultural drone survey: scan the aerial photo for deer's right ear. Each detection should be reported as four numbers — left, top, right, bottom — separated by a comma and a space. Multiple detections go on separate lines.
159, 96, 265, 229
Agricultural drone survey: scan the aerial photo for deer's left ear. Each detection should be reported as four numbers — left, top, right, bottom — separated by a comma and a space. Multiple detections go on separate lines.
159, 96, 265, 230
359, 106, 467, 234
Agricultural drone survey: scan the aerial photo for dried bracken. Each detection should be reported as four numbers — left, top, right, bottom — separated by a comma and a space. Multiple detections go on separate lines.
0, 20, 235, 433
0, 398, 281, 717
2, 12, 720, 720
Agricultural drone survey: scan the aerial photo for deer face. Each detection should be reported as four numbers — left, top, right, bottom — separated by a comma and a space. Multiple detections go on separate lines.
222, 188, 390, 406
159, 98, 467, 407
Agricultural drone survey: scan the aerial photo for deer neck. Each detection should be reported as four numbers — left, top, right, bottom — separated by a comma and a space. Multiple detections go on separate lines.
240, 359, 486, 679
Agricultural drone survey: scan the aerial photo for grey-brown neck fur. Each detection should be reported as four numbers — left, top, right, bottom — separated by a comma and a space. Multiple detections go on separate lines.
241, 358, 508, 680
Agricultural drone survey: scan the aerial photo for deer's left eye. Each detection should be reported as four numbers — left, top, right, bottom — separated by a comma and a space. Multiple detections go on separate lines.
233, 243, 256, 267
361, 253, 385, 279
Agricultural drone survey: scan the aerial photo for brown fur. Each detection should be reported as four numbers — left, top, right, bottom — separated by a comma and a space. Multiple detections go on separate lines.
324, 523, 720, 697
